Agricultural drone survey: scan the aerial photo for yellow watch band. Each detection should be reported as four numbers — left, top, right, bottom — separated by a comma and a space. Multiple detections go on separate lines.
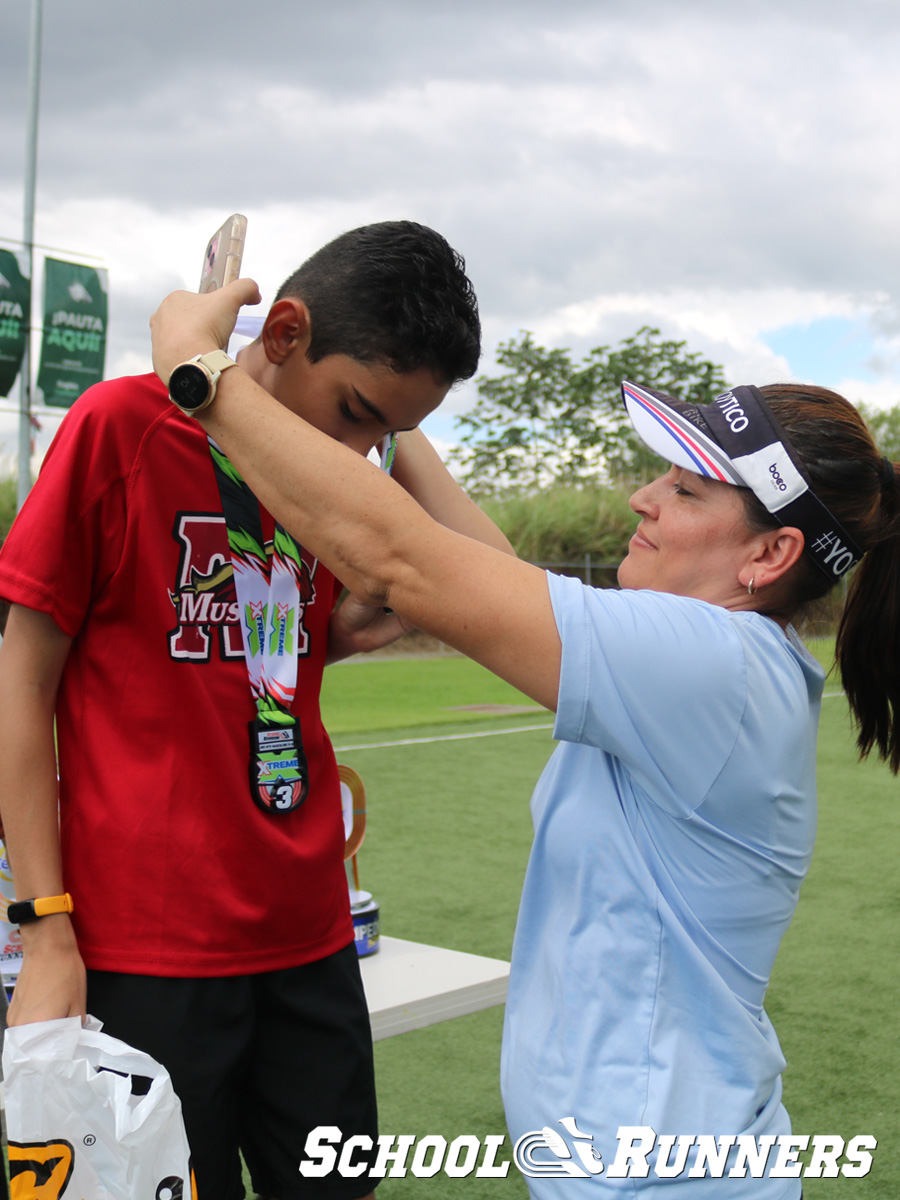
7, 893, 74, 924
33, 893, 75, 918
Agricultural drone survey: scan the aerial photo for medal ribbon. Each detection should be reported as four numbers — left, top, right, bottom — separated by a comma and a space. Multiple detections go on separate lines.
208, 432, 397, 814
209, 437, 310, 812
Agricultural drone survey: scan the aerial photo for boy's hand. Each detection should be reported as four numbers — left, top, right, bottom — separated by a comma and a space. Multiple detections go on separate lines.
7, 916, 87, 1026
149, 278, 261, 382
327, 593, 416, 663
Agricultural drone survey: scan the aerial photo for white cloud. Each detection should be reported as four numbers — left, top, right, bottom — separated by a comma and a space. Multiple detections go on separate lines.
528, 287, 890, 380
834, 377, 900, 411
2, 0, 900, 477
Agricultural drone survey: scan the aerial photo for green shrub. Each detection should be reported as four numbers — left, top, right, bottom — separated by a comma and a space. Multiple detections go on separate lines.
0, 475, 17, 632
0, 475, 16, 545
481, 483, 638, 566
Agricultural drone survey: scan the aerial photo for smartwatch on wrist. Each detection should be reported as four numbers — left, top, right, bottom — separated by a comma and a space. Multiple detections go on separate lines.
168, 349, 237, 416
7, 893, 74, 925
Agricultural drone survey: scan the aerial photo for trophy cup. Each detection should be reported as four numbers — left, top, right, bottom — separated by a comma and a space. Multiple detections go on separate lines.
339, 765, 379, 956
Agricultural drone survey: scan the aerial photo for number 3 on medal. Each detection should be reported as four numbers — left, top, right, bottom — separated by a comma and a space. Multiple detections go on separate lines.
274, 783, 294, 810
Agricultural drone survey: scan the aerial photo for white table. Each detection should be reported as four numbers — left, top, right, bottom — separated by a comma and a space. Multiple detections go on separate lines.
359, 936, 510, 1040
0, 938, 511, 1149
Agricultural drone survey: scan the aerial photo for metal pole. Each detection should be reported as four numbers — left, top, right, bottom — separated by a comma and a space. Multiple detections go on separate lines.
18, 0, 43, 510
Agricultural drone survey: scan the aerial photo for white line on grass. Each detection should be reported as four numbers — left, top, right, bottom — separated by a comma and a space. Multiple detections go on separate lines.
334, 722, 555, 753
334, 693, 845, 753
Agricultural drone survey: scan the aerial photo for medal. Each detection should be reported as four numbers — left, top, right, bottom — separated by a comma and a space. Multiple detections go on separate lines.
250, 713, 309, 813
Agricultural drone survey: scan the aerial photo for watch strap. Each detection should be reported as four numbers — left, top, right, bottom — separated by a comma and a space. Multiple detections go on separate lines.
195, 349, 236, 375
7, 892, 74, 925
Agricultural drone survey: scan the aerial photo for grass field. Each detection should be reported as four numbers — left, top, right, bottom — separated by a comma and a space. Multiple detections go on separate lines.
300, 642, 898, 1199
7, 642, 881, 1198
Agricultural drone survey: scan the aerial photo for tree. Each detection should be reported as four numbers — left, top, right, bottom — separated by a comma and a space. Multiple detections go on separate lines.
450, 326, 728, 496
859, 401, 900, 461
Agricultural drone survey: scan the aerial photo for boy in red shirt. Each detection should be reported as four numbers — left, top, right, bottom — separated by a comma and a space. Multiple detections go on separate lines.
0, 221, 509, 1200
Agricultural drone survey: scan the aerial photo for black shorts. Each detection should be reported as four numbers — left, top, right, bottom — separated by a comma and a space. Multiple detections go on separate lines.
86, 942, 378, 1200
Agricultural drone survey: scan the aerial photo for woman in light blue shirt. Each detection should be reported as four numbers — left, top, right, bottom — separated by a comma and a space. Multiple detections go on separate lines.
150, 282, 900, 1196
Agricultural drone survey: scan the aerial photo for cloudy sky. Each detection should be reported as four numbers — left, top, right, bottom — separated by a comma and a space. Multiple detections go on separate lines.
2, 0, 900, 467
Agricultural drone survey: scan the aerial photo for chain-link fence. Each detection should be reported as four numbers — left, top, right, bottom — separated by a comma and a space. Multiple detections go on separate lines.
530, 555, 620, 589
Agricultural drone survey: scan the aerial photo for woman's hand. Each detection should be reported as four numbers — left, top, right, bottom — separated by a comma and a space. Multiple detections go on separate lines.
149, 278, 261, 382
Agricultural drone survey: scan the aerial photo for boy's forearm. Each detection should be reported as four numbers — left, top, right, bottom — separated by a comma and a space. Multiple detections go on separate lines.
0, 607, 85, 1023
390, 428, 515, 556
0, 739, 65, 903
0, 607, 71, 902
0, 687, 66, 908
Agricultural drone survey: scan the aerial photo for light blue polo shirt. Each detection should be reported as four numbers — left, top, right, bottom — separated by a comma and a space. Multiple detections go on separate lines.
501, 576, 824, 1197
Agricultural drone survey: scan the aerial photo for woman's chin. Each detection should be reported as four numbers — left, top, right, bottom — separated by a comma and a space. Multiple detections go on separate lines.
617, 555, 639, 590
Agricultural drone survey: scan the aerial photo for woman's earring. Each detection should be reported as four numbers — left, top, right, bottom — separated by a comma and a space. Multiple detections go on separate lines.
747, 577, 756, 596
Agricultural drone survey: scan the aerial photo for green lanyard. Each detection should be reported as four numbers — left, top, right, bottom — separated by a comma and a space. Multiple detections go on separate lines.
209, 432, 397, 814
209, 437, 310, 813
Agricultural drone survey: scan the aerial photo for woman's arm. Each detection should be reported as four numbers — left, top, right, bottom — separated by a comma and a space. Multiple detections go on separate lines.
325, 429, 515, 664
151, 284, 561, 710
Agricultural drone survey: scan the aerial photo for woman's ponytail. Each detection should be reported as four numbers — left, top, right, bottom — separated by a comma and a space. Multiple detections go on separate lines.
749, 387, 900, 775
836, 458, 900, 773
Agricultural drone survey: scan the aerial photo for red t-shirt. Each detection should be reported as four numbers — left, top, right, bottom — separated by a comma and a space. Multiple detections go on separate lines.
0, 374, 353, 975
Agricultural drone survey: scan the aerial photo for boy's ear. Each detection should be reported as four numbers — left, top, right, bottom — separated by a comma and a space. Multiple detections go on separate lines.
261, 299, 312, 365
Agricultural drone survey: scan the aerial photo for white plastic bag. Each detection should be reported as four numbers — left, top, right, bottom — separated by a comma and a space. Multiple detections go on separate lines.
2, 1015, 195, 1200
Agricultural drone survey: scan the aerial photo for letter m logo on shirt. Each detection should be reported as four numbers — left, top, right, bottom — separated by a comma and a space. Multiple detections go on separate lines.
167, 512, 245, 662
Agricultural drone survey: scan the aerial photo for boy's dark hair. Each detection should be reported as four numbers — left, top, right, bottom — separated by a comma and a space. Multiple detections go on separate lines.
275, 221, 481, 384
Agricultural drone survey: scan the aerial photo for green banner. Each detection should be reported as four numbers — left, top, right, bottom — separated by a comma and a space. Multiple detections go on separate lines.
36, 258, 108, 408
0, 249, 30, 398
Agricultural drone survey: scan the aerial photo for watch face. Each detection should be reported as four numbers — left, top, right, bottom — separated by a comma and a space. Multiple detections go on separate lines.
169, 362, 211, 411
